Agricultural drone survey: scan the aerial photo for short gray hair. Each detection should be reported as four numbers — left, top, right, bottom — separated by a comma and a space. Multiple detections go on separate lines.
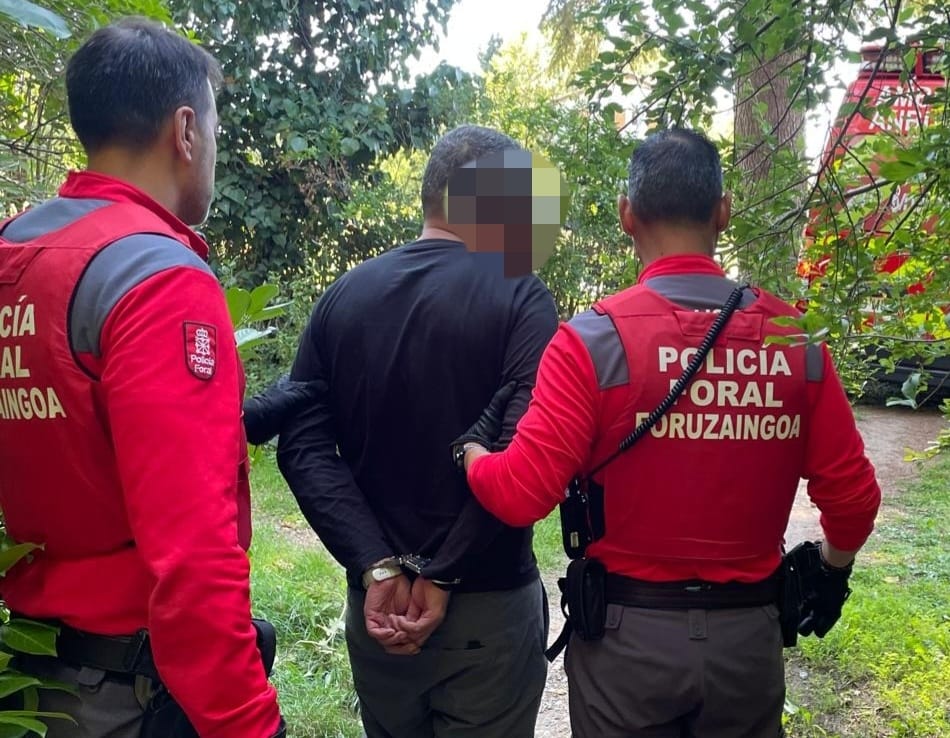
421, 125, 521, 218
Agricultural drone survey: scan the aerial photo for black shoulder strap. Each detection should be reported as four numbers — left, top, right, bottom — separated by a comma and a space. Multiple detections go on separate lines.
589, 282, 749, 476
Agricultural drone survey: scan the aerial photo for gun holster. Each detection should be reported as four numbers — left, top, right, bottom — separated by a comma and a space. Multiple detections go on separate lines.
139, 618, 278, 738
778, 540, 826, 648
563, 557, 607, 641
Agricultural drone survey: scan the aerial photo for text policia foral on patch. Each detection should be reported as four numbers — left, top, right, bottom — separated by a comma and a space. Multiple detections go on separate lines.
643, 345, 802, 441
0, 295, 67, 421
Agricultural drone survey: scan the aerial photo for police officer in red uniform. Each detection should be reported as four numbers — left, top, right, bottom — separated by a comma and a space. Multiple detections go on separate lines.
0, 18, 283, 738
456, 128, 881, 737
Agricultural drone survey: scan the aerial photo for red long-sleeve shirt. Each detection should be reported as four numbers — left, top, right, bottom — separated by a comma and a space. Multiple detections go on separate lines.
469, 255, 881, 582
0, 172, 280, 737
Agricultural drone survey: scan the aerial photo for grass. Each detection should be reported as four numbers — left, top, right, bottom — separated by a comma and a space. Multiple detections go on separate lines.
248, 452, 361, 738
250, 447, 950, 737
783, 453, 950, 737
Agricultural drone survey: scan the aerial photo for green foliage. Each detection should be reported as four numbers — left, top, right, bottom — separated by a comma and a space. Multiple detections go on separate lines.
171, 0, 468, 284
901, 398, 950, 461
0, 0, 70, 38
784, 453, 950, 736
0, 529, 76, 736
246, 455, 360, 737
569, 0, 950, 400
226, 284, 293, 362
0, 0, 169, 210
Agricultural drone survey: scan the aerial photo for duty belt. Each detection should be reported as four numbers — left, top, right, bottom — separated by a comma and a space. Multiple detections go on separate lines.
56, 624, 160, 681
605, 573, 780, 610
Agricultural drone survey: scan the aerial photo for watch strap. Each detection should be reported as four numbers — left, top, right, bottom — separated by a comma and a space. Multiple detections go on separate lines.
361, 557, 403, 589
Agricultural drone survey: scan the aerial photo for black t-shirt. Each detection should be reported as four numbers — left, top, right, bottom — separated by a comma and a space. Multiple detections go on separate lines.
277, 239, 558, 592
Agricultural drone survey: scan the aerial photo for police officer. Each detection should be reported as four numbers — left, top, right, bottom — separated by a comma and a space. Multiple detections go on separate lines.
455, 128, 882, 737
0, 18, 284, 738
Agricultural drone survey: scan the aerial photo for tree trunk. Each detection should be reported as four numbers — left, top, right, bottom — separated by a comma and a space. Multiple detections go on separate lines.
734, 50, 807, 294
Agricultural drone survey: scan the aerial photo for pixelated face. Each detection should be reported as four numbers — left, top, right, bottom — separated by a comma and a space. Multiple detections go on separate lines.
444, 149, 570, 277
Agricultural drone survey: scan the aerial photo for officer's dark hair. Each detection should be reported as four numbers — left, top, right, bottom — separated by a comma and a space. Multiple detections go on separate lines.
627, 128, 723, 225
66, 17, 222, 153
421, 125, 521, 218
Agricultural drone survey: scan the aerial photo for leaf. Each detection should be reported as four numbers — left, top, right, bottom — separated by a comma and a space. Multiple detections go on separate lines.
0, 544, 41, 576
0, 676, 40, 700
248, 301, 293, 322
0, 710, 77, 735
247, 284, 280, 317
0, 723, 28, 738
877, 160, 921, 183
289, 136, 308, 153
340, 137, 360, 157
225, 287, 252, 327
900, 371, 922, 400
234, 326, 276, 350
0, 621, 58, 656
769, 316, 804, 329
886, 396, 918, 408
0, 0, 70, 39
0, 714, 47, 736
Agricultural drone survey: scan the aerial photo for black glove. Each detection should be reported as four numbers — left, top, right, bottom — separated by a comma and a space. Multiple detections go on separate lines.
797, 554, 853, 638
451, 381, 518, 469
243, 374, 323, 445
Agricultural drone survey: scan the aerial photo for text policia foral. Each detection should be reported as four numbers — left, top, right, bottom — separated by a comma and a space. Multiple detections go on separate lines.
639, 346, 802, 441
0, 296, 67, 421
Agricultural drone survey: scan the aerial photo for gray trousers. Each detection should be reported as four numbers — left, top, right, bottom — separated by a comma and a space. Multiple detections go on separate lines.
15, 654, 151, 738
566, 603, 785, 738
345, 579, 548, 738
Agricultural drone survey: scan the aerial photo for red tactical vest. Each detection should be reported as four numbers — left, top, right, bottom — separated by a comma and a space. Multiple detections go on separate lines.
584, 284, 810, 570
0, 202, 251, 629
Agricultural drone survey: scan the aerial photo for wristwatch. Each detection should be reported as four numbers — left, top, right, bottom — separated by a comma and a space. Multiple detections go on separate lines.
361, 557, 403, 589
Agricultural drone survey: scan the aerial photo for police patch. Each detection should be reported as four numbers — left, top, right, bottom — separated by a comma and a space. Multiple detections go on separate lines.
183, 322, 216, 380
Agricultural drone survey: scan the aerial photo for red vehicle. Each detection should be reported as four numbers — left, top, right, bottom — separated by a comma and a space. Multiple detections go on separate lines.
799, 44, 949, 396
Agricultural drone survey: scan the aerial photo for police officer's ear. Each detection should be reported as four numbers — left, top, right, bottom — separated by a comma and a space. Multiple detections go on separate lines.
617, 194, 637, 239
715, 192, 732, 234
171, 105, 199, 164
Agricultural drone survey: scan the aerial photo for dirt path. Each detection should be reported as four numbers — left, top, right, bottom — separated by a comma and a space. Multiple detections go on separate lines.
533, 405, 947, 737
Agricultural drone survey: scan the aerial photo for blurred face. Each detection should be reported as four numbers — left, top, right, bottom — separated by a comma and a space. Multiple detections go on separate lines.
179, 79, 218, 226
443, 149, 569, 277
